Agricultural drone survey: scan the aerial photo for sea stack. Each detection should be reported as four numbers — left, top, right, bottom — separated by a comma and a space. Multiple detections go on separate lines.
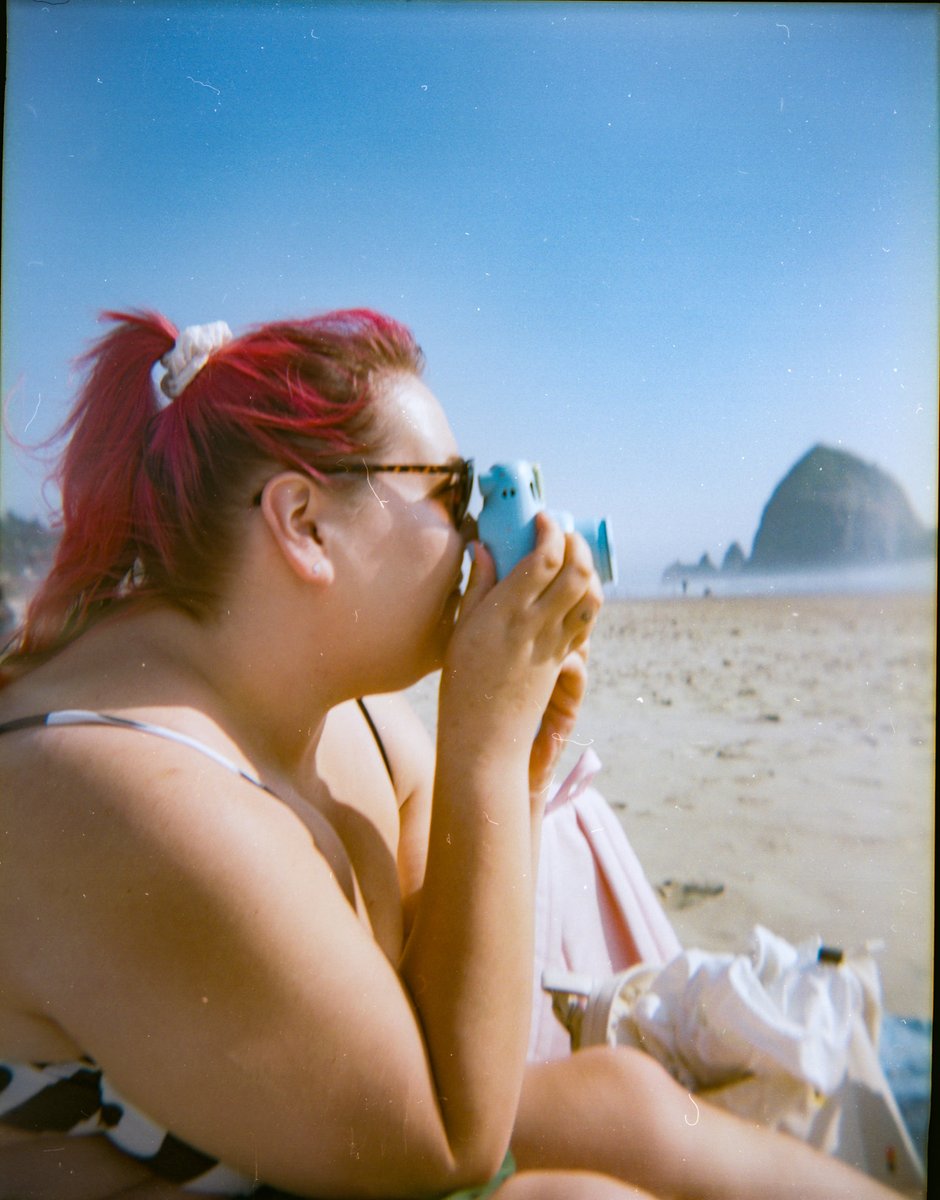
749, 444, 931, 571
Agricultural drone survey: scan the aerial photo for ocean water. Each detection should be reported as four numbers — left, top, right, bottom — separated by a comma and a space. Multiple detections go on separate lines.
880, 1014, 932, 1166
611, 557, 937, 601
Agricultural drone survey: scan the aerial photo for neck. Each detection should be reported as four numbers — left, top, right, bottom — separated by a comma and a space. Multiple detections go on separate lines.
68, 587, 343, 779
179, 596, 343, 775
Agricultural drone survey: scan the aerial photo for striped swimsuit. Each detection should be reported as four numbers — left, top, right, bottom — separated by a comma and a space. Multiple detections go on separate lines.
0, 1057, 263, 1194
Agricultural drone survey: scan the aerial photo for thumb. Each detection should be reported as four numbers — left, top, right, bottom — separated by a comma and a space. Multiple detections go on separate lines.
456, 540, 497, 625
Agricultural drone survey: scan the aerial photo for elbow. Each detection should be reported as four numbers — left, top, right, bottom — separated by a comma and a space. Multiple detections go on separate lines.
391, 1116, 513, 1200
453, 1142, 512, 1193
410, 1142, 511, 1199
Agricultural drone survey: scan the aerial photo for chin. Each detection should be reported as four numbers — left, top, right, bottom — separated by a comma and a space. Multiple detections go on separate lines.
374, 640, 445, 694
399, 631, 450, 688
373, 602, 455, 692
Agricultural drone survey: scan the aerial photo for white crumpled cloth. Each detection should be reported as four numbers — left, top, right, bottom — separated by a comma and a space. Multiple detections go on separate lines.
616, 925, 882, 1095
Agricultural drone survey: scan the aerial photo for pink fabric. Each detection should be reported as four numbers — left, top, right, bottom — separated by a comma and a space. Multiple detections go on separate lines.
528, 749, 682, 1062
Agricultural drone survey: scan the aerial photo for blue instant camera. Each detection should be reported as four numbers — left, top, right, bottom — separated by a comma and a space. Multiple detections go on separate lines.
477, 461, 617, 584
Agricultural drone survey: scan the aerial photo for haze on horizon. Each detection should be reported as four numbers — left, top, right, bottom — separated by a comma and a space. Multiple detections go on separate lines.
2, 1, 937, 589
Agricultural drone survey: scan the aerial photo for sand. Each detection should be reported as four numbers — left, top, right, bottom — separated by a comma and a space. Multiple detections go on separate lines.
408, 588, 936, 1020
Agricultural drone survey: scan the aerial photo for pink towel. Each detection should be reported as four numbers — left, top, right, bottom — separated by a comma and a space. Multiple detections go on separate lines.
529, 749, 682, 1062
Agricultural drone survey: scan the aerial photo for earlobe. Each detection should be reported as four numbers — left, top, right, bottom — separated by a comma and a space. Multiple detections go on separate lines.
259, 473, 335, 586
301, 545, 334, 586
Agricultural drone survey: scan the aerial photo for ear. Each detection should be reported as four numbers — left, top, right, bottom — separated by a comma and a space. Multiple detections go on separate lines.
259, 472, 335, 586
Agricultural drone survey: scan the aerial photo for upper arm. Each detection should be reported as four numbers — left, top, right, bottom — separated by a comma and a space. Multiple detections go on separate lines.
4, 736, 464, 1199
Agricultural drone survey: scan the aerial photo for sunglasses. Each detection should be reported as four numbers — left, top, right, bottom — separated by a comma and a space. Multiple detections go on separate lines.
252, 458, 475, 527
321, 458, 475, 527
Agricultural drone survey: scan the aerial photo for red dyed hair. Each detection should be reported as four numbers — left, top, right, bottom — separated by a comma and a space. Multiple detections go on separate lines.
2, 308, 423, 680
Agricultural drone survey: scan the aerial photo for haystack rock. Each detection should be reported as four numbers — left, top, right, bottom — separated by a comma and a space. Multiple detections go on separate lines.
749, 444, 932, 571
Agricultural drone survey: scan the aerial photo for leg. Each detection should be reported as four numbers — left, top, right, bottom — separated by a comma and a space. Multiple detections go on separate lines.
495, 1169, 655, 1199
513, 1046, 901, 1200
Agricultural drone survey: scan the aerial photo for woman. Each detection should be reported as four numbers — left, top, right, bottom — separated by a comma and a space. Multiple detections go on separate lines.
0, 310, 900, 1200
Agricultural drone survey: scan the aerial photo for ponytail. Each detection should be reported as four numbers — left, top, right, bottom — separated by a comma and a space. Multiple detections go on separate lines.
4, 311, 177, 676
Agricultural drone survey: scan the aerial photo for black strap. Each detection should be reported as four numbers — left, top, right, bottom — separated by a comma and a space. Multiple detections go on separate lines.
0, 714, 50, 735
355, 698, 394, 788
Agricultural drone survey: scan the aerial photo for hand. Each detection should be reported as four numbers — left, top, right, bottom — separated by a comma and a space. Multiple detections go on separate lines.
442, 514, 602, 764
528, 644, 590, 802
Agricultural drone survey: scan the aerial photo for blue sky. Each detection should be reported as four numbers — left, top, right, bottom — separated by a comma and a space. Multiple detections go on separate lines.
3, 0, 937, 590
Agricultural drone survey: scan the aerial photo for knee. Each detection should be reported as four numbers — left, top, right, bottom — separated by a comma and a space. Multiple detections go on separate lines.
571, 1043, 678, 1098
516, 1043, 708, 1183
568, 1044, 700, 1143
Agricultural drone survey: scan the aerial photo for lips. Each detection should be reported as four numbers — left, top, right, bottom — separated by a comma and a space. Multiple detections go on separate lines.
440, 580, 463, 624
449, 561, 468, 596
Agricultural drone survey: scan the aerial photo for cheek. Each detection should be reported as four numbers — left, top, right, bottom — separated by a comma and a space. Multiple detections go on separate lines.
369, 497, 461, 603
407, 509, 460, 571
409, 538, 463, 624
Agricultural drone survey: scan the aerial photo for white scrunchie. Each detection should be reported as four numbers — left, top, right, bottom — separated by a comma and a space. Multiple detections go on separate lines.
160, 321, 233, 399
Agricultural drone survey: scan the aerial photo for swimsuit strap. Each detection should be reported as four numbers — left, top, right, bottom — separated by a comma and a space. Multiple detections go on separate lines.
2, 706, 396, 792
0, 710, 276, 796
355, 698, 395, 788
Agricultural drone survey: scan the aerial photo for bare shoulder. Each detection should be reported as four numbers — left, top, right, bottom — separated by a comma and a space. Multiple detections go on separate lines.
0, 708, 288, 867
0, 712, 356, 981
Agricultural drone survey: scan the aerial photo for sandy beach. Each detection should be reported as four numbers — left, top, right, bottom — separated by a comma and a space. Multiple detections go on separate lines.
409, 588, 936, 1020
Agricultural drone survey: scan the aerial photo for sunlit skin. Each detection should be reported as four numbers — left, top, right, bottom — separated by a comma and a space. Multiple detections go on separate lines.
0, 376, 903, 1199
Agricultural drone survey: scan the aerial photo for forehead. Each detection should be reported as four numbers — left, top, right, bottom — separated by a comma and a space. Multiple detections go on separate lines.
378, 373, 458, 460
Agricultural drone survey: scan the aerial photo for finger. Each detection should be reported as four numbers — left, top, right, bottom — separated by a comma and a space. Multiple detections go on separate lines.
542, 653, 589, 727
559, 566, 602, 652
554, 636, 592, 673
455, 540, 496, 625
540, 652, 588, 723
556, 647, 590, 694
529, 658, 589, 795
561, 580, 603, 647
552, 647, 589, 689
532, 529, 596, 611
572, 635, 591, 665
502, 512, 568, 595
533, 532, 601, 639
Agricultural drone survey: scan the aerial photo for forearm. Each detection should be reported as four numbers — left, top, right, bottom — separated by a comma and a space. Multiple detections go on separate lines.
396, 520, 602, 1173
399, 730, 536, 1169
